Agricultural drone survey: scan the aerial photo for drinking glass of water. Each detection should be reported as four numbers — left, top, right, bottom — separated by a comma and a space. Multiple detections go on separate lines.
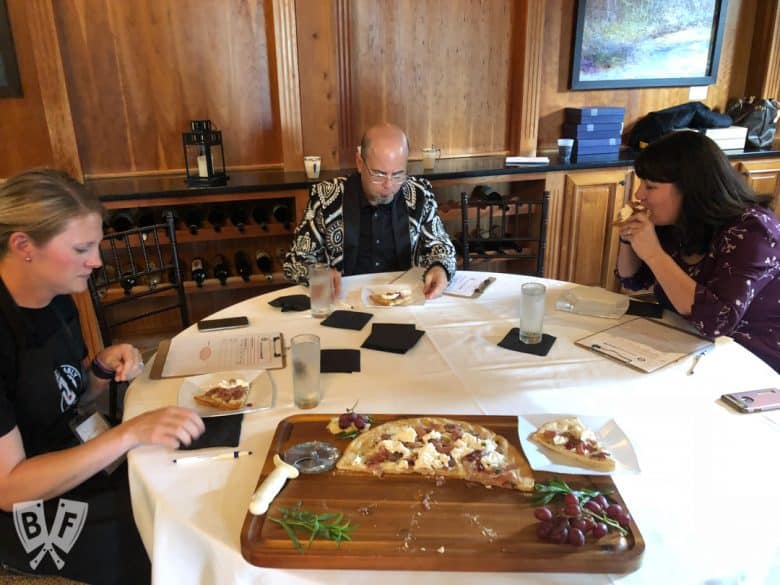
308, 262, 333, 318
519, 282, 546, 344
291, 334, 321, 409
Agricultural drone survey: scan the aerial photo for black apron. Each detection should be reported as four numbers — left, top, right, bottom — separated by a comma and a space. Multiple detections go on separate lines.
0, 281, 150, 585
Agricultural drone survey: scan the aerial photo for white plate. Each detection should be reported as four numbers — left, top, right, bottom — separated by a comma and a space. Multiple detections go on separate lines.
361, 284, 425, 308
517, 414, 640, 475
178, 369, 275, 417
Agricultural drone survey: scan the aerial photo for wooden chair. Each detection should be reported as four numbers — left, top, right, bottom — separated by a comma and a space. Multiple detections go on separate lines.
88, 210, 189, 419
460, 186, 549, 275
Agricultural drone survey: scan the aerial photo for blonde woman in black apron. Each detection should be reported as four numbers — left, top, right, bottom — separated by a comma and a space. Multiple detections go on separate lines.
0, 170, 205, 584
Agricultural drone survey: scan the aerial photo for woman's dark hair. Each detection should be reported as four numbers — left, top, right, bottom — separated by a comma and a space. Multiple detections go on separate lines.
634, 131, 756, 254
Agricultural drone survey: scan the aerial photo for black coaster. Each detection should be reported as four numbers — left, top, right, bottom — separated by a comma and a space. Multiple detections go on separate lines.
627, 299, 664, 318
180, 413, 243, 450
362, 323, 425, 354
321, 310, 373, 331
321, 349, 361, 373
268, 294, 311, 312
498, 328, 556, 356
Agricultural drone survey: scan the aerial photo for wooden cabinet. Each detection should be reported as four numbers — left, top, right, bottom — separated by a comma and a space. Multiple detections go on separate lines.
734, 157, 780, 214
549, 168, 631, 291
99, 189, 309, 340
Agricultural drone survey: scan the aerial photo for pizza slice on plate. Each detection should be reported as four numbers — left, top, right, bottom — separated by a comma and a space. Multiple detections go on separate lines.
529, 417, 616, 472
193, 378, 249, 410
337, 416, 534, 491
612, 201, 649, 226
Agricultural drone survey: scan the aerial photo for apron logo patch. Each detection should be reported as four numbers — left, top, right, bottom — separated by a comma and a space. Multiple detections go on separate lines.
54, 364, 81, 411
13, 499, 89, 571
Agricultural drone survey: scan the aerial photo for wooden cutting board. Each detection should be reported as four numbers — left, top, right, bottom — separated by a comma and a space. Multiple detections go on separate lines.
240, 414, 644, 573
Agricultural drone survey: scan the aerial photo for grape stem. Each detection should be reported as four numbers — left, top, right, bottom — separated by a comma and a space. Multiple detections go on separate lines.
582, 508, 628, 536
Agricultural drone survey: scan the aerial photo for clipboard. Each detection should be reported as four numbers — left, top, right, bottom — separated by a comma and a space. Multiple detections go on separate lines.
576, 317, 713, 373
150, 331, 285, 380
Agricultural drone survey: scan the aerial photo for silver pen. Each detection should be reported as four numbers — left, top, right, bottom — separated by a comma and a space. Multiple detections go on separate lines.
474, 276, 496, 295
687, 351, 706, 375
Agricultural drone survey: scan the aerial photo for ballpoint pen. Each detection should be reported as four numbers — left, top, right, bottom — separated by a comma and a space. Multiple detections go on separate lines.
173, 450, 253, 464
687, 351, 706, 375
474, 276, 496, 295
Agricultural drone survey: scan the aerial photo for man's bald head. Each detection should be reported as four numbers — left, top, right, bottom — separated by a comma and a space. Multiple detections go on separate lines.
356, 123, 410, 205
360, 123, 410, 160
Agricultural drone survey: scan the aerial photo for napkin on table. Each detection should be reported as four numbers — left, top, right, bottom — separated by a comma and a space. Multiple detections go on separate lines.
321, 349, 361, 373
180, 413, 243, 450
362, 323, 425, 354
498, 328, 556, 356
321, 310, 373, 331
268, 294, 311, 312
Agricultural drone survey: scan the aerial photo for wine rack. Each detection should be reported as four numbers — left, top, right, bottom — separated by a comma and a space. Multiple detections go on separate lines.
99, 189, 308, 339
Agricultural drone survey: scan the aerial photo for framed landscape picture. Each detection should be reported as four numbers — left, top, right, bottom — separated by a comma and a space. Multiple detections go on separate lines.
0, 0, 22, 98
570, 0, 728, 90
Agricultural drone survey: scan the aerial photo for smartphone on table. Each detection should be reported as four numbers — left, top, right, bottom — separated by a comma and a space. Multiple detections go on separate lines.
721, 388, 780, 413
197, 316, 250, 332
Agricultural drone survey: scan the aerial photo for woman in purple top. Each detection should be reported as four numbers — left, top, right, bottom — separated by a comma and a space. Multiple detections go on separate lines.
617, 131, 780, 372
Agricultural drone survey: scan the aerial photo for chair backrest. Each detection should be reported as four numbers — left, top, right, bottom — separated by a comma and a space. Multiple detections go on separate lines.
460, 187, 549, 275
88, 210, 189, 422
88, 210, 190, 346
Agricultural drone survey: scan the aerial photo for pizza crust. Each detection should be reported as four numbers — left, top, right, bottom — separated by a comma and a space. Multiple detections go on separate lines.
529, 417, 616, 472
612, 202, 649, 226
193, 379, 249, 411
337, 417, 534, 491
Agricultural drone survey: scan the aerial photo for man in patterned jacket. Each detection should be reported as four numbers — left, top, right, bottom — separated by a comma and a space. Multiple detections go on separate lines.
283, 123, 456, 299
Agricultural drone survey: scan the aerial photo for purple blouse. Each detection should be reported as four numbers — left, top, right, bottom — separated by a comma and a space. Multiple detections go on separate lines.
620, 207, 780, 372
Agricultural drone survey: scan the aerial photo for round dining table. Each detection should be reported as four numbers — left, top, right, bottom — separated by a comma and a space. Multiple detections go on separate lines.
123, 271, 780, 585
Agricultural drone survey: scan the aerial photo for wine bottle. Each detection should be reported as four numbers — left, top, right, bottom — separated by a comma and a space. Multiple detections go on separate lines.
207, 205, 226, 232
272, 203, 292, 229
136, 209, 157, 228
110, 210, 137, 232
251, 204, 269, 231
229, 204, 249, 233
143, 261, 160, 289
120, 269, 138, 295
183, 206, 205, 235
234, 250, 252, 282
213, 254, 230, 285
191, 257, 207, 288
255, 250, 272, 274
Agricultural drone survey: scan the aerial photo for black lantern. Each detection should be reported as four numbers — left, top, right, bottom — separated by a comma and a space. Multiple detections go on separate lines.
182, 119, 228, 186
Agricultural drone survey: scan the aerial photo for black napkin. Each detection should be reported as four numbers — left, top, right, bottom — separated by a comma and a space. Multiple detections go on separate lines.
321, 310, 373, 331
321, 349, 361, 373
498, 328, 556, 356
362, 323, 425, 354
268, 294, 311, 312
627, 299, 664, 318
180, 413, 243, 450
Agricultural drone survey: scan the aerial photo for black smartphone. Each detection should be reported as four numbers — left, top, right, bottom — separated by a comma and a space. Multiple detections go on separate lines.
721, 388, 780, 413
197, 316, 250, 331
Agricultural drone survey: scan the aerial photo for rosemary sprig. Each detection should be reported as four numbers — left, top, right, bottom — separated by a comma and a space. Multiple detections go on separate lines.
269, 502, 356, 551
532, 478, 610, 505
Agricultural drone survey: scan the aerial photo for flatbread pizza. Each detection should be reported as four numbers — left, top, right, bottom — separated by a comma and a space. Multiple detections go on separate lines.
337, 416, 534, 491
529, 417, 616, 472
193, 378, 249, 410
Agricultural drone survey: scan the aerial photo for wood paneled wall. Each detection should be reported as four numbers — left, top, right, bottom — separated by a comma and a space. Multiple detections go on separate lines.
536, 0, 754, 149
2, 0, 779, 179
346, 0, 514, 159
52, 0, 281, 177
0, 0, 55, 177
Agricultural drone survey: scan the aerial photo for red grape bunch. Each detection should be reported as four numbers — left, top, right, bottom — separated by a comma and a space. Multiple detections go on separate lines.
532, 480, 630, 547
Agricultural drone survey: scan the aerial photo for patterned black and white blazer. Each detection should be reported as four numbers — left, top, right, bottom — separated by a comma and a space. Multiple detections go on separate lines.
283, 173, 456, 283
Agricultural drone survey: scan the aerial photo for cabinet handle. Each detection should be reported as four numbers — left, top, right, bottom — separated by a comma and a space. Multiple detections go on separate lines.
618, 180, 625, 186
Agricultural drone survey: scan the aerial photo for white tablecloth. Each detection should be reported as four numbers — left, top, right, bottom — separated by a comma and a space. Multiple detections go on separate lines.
123, 272, 780, 585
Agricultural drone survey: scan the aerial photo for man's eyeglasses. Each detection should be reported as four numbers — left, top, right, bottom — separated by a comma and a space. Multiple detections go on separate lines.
361, 156, 407, 185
